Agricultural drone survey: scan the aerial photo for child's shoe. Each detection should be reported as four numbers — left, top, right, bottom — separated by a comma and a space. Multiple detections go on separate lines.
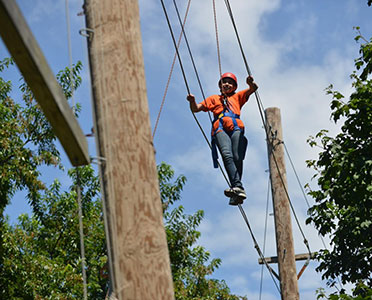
224, 187, 246, 199
229, 195, 244, 206
231, 186, 246, 200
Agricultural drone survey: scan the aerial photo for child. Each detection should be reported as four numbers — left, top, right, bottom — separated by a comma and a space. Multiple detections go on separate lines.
186, 73, 258, 205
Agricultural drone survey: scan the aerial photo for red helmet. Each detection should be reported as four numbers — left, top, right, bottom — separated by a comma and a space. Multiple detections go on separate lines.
218, 72, 238, 89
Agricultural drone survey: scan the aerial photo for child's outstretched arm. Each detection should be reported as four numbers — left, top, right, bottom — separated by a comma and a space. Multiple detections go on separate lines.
186, 94, 204, 113
246, 75, 258, 96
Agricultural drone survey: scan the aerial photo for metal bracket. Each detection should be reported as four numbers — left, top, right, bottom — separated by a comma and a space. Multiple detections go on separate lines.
79, 28, 94, 41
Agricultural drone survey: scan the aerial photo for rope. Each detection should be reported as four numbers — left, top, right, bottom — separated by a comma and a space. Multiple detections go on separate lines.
283, 142, 344, 289
65, 0, 75, 108
65, 2, 87, 297
152, 0, 193, 139
238, 204, 281, 294
160, 0, 281, 293
84, 1, 117, 295
268, 136, 312, 259
76, 169, 88, 300
223, 0, 313, 257
259, 175, 271, 300
159, 0, 190, 94
212, 0, 222, 77
222, 0, 267, 132
160, 0, 227, 180
171, 0, 213, 123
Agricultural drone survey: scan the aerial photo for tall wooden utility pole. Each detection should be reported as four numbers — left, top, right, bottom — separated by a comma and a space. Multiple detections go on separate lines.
265, 107, 299, 300
83, 1, 174, 299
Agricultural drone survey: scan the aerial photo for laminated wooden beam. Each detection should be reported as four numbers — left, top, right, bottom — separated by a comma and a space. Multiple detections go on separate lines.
0, 0, 89, 166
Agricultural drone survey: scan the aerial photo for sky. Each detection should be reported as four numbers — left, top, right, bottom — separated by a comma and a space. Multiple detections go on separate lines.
2, 0, 372, 299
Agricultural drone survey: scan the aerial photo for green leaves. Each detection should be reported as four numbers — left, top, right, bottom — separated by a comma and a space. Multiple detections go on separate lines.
306, 30, 372, 293
158, 162, 246, 300
0, 58, 86, 218
0, 165, 108, 299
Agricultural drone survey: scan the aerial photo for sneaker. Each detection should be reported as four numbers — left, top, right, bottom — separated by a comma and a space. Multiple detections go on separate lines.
232, 186, 246, 200
224, 188, 236, 198
229, 195, 244, 206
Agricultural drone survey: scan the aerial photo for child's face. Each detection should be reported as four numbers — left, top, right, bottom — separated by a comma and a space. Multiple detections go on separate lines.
220, 78, 236, 94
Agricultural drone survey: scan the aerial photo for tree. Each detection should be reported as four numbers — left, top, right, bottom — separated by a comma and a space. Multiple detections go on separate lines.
0, 58, 82, 217
0, 57, 85, 298
158, 162, 247, 300
306, 29, 372, 298
1, 162, 246, 300
0, 166, 108, 299
1, 58, 245, 298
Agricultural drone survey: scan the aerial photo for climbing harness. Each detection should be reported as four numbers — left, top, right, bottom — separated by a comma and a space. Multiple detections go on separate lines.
159, 0, 317, 295
159, 0, 280, 293
211, 104, 242, 168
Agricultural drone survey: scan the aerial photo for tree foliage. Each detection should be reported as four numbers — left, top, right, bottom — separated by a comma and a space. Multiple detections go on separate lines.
159, 162, 247, 300
306, 30, 372, 298
0, 166, 108, 299
0, 58, 82, 217
1, 161, 245, 299
0, 57, 245, 299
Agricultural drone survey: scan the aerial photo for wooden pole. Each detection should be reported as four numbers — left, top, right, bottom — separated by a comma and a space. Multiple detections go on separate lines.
83, 1, 174, 299
265, 107, 299, 300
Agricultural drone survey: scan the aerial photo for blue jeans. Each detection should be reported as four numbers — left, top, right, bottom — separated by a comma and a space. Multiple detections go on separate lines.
215, 130, 248, 188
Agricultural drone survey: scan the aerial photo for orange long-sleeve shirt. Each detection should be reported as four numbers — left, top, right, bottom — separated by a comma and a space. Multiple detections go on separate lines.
200, 89, 250, 135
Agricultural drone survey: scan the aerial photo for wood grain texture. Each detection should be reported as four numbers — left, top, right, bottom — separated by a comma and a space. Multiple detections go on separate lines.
0, 0, 89, 166
84, 0, 174, 299
265, 107, 299, 300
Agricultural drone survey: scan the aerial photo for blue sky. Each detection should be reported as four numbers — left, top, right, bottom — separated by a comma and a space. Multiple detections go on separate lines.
2, 0, 372, 299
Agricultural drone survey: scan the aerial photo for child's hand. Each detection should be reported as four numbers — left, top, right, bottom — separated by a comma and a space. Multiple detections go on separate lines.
187, 94, 195, 102
246, 76, 258, 91
246, 75, 255, 84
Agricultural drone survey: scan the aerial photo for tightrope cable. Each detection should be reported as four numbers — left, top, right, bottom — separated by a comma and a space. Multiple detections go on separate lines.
238, 204, 281, 293
160, 0, 282, 293
259, 175, 271, 300
223, 0, 313, 259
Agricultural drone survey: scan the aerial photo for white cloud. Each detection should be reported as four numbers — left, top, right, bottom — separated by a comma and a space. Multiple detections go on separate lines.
4, 0, 370, 298
141, 0, 372, 297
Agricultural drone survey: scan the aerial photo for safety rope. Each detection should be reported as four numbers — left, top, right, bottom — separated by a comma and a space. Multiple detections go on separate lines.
160, 0, 281, 294
85, 1, 117, 296
223, 0, 313, 263
259, 175, 271, 300
65, 0, 75, 109
159, 0, 227, 184
222, 0, 266, 127
238, 204, 281, 293
268, 137, 312, 262
283, 142, 344, 289
152, 0, 193, 139
171, 0, 213, 123
76, 169, 88, 300
212, 0, 222, 77
65, 1, 87, 298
